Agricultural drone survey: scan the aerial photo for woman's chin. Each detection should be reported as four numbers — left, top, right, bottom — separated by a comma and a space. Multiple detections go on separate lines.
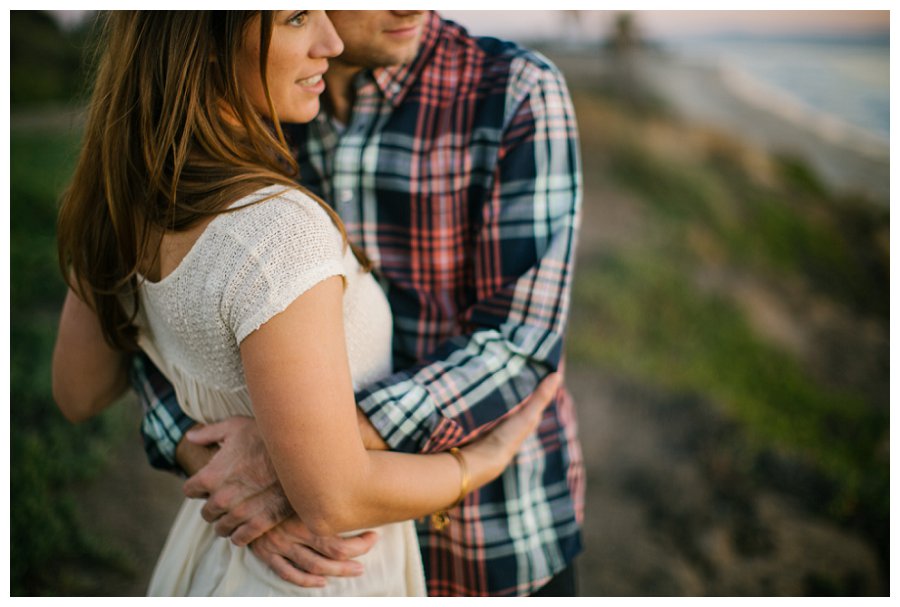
281, 100, 322, 125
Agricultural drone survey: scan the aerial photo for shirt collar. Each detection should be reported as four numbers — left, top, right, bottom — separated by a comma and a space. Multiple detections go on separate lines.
369, 11, 442, 108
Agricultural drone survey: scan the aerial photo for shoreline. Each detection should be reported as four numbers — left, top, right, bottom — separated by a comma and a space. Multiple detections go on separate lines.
640, 51, 889, 204
712, 59, 888, 159
544, 47, 889, 205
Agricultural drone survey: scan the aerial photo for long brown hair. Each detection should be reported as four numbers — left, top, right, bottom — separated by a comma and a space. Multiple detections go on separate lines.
57, 11, 356, 351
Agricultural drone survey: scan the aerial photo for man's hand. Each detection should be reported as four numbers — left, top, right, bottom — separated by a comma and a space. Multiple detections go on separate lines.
250, 515, 379, 587
174, 431, 216, 476
182, 416, 292, 545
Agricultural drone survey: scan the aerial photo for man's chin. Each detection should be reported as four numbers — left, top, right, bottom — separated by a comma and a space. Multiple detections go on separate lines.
333, 42, 422, 71
383, 44, 421, 68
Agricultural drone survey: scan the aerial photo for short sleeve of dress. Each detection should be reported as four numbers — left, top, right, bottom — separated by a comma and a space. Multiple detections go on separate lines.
220, 188, 347, 345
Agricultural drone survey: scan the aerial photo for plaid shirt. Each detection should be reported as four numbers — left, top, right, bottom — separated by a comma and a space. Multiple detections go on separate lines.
133, 12, 584, 597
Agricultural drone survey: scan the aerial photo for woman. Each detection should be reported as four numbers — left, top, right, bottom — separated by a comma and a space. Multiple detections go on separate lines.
52, 11, 552, 596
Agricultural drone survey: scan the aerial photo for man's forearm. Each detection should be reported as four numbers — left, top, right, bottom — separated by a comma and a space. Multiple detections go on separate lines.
357, 408, 388, 451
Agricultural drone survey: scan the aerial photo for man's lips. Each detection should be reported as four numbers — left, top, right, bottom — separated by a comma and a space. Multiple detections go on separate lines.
384, 24, 419, 38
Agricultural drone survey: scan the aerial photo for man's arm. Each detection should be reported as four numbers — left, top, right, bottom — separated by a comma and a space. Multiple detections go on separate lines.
355, 59, 582, 454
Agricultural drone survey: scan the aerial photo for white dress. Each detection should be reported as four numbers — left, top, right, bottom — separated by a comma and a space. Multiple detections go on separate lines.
136, 185, 426, 596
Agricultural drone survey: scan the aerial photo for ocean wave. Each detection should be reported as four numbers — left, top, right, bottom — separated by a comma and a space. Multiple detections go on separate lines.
714, 60, 888, 160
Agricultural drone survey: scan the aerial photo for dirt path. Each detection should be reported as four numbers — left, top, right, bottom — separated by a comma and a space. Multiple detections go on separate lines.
568, 366, 883, 595
70, 405, 183, 596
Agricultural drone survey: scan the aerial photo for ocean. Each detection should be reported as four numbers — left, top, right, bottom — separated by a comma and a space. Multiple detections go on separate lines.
659, 35, 890, 145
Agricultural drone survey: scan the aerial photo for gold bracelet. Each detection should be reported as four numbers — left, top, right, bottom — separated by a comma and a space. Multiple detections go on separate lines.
449, 447, 469, 506
430, 447, 469, 531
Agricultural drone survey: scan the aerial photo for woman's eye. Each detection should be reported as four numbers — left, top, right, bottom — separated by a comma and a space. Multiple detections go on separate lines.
287, 11, 308, 27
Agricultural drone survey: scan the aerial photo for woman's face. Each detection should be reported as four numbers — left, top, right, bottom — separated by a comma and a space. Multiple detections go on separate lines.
237, 11, 343, 124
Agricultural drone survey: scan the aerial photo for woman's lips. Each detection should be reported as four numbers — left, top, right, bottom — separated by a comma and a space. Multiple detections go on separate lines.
297, 74, 323, 87
296, 73, 326, 93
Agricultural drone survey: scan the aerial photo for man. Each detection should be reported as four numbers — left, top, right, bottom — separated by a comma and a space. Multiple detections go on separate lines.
134, 10, 583, 596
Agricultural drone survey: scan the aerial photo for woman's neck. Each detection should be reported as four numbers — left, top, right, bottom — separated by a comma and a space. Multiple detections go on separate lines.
140, 217, 215, 283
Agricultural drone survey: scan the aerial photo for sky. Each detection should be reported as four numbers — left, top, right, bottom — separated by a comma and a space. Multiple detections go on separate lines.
441, 10, 890, 42
48, 9, 890, 40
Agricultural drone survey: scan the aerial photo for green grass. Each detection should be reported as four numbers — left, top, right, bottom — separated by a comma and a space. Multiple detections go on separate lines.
607, 138, 888, 318
568, 253, 887, 519
11, 127, 135, 596
10, 11, 95, 109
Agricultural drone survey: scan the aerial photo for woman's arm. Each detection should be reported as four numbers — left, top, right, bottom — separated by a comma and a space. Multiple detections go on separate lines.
241, 276, 546, 537
52, 288, 129, 422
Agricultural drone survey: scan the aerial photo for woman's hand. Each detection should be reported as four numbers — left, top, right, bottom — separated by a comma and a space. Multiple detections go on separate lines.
460, 372, 561, 488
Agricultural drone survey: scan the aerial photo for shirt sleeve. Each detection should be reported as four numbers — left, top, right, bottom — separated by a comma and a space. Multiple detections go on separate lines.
355, 58, 582, 454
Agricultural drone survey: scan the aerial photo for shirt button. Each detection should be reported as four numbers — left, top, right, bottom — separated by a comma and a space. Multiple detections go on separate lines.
340, 190, 354, 203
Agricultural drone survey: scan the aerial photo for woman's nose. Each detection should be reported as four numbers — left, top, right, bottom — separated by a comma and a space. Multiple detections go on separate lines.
312, 11, 344, 59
